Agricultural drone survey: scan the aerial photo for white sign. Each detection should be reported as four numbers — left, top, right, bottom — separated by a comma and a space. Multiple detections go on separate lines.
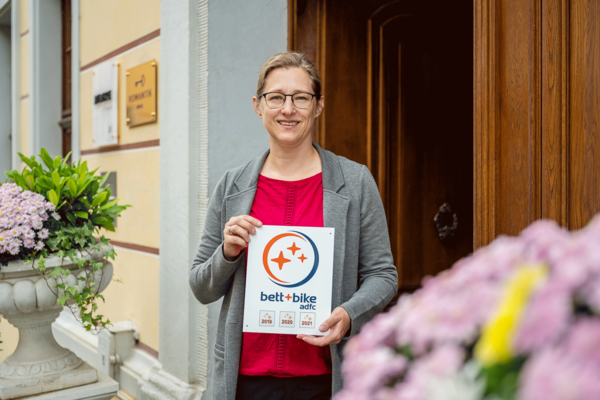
92, 61, 119, 147
243, 225, 335, 336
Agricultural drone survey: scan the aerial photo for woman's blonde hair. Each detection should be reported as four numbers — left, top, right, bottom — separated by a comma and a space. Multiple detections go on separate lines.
256, 52, 322, 100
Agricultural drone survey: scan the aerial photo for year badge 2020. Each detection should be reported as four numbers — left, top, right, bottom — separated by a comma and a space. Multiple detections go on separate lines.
243, 225, 335, 336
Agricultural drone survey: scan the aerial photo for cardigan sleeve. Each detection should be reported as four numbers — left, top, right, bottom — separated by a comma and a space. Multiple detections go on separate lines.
339, 165, 399, 336
189, 172, 244, 305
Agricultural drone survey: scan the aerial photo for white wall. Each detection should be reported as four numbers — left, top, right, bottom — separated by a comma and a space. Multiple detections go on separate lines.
207, 0, 287, 193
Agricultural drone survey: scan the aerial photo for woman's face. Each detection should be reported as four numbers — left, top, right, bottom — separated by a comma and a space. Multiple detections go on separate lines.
253, 67, 324, 149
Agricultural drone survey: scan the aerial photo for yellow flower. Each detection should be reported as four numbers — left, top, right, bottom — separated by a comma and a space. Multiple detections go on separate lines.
474, 264, 547, 366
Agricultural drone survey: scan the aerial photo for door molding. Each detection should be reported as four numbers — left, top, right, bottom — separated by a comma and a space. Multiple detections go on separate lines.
473, 0, 559, 248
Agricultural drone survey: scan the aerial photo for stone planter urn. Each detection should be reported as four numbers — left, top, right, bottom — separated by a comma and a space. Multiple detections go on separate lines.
0, 245, 113, 399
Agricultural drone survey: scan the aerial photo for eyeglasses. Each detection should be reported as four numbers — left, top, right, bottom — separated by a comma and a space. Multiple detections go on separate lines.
260, 92, 316, 109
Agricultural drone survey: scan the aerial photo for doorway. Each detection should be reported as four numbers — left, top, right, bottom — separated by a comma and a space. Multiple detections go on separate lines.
290, 0, 473, 297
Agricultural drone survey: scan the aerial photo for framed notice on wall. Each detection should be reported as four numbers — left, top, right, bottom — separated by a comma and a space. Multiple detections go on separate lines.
243, 225, 335, 336
92, 61, 119, 147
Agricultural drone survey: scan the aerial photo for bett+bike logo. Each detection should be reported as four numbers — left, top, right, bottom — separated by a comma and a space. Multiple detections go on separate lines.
262, 231, 319, 288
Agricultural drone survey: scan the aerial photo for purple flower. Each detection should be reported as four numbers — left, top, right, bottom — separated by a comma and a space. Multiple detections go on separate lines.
34, 241, 44, 251
513, 280, 571, 353
519, 347, 600, 400
38, 228, 49, 239
390, 345, 465, 400
51, 212, 60, 221
339, 348, 408, 398
0, 183, 55, 257
563, 318, 600, 367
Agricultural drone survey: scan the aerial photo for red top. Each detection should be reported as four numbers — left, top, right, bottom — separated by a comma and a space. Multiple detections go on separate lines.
239, 172, 332, 377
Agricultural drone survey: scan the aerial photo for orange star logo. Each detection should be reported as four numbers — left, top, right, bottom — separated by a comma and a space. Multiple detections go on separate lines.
287, 242, 301, 255
285, 294, 292, 301
271, 251, 291, 270
298, 254, 307, 263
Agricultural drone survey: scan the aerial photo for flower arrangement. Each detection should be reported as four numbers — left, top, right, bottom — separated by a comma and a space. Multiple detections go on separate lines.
0, 183, 54, 261
2, 149, 129, 332
337, 216, 600, 400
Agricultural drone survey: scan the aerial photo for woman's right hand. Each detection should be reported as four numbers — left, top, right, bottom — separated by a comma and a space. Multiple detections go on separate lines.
223, 215, 263, 261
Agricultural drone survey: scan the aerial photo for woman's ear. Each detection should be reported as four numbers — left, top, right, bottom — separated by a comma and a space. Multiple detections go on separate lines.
314, 96, 324, 118
253, 96, 263, 118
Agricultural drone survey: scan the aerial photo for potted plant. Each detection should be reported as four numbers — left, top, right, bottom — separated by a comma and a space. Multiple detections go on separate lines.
336, 216, 600, 400
0, 149, 129, 398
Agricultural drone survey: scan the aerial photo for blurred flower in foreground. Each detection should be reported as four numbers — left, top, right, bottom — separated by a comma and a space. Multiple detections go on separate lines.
336, 215, 600, 400
474, 264, 547, 366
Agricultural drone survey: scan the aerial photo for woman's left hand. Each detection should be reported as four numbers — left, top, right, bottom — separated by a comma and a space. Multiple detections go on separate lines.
296, 307, 351, 346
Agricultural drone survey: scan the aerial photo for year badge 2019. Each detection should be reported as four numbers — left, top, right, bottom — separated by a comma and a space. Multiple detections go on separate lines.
243, 226, 335, 336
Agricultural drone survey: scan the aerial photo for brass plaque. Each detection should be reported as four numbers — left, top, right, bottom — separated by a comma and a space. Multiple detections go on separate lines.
126, 60, 157, 127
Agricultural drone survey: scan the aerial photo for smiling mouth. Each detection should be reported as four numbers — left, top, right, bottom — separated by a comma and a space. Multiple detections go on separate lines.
278, 121, 300, 126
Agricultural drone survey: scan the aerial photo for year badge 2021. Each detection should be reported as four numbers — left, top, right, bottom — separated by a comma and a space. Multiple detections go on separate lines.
243, 225, 335, 336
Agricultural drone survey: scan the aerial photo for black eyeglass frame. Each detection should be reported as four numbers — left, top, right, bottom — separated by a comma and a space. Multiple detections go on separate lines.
260, 92, 317, 109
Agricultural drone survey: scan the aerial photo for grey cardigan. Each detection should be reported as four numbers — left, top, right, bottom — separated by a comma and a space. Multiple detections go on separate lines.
189, 143, 398, 399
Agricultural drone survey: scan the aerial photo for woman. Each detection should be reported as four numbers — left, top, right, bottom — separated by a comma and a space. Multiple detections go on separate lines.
189, 52, 398, 400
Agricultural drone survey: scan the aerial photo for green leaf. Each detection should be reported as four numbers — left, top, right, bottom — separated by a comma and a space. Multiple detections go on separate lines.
77, 172, 86, 190
66, 212, 76, 225
66, 286, 78, 296
57, 296, 69, 306
47, 238, 59, 251
63, 151, 72, 165
4, 170, 15, 182
37, 176, 54, 190
73, 211, 89, 219
11, 173, 28, 191
77, 177, 93, 197
91, 192, 108, 208
103, 205, 126, 215
25, 175, 35, 191
81, 313, 92, 324
79, 161, 88, 175
48, 189, 59, 206
32, 166, 44, 178
40, 148, 54, 169
53, 156, 60, 170
18, 153, 36, 169
99, 198, 122, 210
67, 179, 78, 198
92, 216, 111, 225
102, 223, 115, 232
481, 357, 524, 399
51, 171, 60, 188
99, 172, 110, 187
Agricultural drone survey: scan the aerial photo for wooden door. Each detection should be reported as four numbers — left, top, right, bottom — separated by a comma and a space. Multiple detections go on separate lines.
290, 0, 473, 295
474, 0, 600, 245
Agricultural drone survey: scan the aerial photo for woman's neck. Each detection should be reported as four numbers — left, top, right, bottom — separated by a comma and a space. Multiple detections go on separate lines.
261, 138, 322, 181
